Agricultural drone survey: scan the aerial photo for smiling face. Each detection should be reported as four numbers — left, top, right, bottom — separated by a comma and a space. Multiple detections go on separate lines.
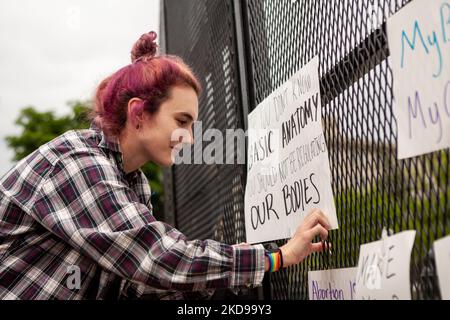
137, 85, 199, 167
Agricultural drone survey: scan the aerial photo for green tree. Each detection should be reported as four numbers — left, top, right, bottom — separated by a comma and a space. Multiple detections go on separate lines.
5, 101, 164, 219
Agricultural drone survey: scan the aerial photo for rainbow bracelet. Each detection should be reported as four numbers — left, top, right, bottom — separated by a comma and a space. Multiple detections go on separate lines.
266, 250, 283, 272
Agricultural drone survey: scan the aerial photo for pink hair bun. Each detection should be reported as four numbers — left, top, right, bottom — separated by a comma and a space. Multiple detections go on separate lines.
131, 31, 158, 62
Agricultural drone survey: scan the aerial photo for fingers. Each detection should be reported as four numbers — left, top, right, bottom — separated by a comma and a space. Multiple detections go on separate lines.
306, 224, 328, 242
310, 242, 324, 253
310, 241, 332, 253
303, 209, 331, 230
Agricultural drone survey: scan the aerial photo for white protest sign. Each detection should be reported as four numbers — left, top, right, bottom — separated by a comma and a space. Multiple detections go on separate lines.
244, 56, 338, 244
386, 0, 450, 159
434, 235, 450, 300
308, 267, 358, 300
355, 230, 416, 300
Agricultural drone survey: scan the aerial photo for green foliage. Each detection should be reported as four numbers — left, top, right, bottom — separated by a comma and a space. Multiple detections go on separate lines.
332, 155, 449, 267
141, 162, 165, 221
5, 101, 164, 218
6, 102, 91, 161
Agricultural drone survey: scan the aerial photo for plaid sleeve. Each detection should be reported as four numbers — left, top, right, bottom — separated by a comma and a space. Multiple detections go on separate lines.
30, 151, 265, 291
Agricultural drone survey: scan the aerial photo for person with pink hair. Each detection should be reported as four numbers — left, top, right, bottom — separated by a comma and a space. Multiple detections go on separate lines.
0, 32, 330, 300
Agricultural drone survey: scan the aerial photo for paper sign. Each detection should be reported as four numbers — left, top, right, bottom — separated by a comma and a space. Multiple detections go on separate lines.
386, 0, 450, 159
308, 268, 358, 300
355, 230, 416, 300
244, 56, 338, 244
434, 235, 450, 300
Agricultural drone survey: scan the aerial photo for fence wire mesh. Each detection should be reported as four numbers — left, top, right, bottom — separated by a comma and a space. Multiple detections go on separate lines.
163, 0, 248, 248
163, 0, 450, 300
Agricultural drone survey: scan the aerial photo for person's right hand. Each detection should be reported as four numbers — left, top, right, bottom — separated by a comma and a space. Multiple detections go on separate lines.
280, 209, 331, 268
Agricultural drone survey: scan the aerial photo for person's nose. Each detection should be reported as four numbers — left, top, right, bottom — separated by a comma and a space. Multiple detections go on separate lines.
186, 127, 195, 145
178, 127, 194, 145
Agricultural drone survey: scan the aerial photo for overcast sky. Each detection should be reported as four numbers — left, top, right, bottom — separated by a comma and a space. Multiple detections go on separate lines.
0, 0, 160, 176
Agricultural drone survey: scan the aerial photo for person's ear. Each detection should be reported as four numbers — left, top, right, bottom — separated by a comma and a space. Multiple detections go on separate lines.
128, 98, 145, 130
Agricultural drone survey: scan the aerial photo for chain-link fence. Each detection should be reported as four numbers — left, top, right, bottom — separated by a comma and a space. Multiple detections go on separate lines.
161, 0, 450, 300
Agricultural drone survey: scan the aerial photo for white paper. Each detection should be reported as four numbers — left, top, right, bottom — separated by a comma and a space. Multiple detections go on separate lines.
386, 0, 450, 159
308, 267, 358, 300
355, 230, 416, 300
434, 235, 450, 300
244, 56, 338, 244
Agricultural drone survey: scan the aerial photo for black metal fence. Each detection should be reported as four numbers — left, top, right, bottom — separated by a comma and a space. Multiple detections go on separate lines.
161, 0, 450, 300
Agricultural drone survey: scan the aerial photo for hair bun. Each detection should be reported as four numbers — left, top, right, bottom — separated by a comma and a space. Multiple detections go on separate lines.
131, 31, 158, 62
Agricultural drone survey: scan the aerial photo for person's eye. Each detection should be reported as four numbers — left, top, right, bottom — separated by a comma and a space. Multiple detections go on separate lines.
177, 119, 188, 126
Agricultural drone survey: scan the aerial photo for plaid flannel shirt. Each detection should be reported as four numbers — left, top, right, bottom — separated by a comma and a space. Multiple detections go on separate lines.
0, 125, 265, 300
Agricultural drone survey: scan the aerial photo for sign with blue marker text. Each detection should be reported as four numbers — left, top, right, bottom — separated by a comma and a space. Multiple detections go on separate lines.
387, 0, 450, 159
244, 57, 338, 244
434, 235, 450, 300
355, 230, 416, 300
308, 268, 358, 300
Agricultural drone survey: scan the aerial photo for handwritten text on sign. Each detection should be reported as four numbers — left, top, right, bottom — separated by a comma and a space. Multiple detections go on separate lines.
308, 268, 358, 300
245, 56, 338, 244
434, 235, 450, 300
387, 0, 450, 159
355, 230, 416, 300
